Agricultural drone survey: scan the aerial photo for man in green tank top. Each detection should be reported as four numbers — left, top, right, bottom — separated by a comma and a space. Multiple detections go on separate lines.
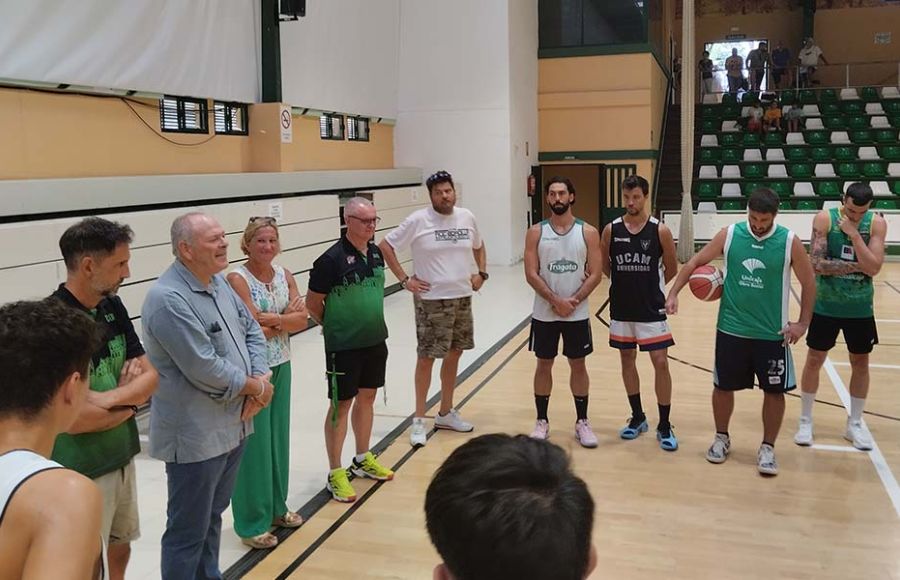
666, 189, 816, 476
795, 183, 887, 450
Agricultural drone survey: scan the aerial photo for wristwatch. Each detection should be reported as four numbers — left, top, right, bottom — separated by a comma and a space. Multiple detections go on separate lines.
400, 276, 410, 289
478, 271, 489, 281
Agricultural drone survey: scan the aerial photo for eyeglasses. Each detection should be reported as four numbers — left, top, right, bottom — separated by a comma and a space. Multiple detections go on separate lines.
346, 215, 381, 226
426, 170, 452, 188
248, 216, 277, 225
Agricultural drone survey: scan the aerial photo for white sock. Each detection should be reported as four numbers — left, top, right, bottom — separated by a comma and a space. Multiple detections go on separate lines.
800, 391, 816, 420
355, 452, 368, 463
850, 397, 866, 423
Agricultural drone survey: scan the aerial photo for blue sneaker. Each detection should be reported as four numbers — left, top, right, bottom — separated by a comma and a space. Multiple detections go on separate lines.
619, 417, 648, 440
657, 426, 678, 451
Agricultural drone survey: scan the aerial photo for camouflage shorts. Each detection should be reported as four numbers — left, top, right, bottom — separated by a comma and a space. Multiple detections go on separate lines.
414, 296, 475, 358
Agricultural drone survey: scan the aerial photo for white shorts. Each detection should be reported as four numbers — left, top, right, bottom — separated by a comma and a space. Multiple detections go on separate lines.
95, 459, 141, 544
609, 319, 675, 351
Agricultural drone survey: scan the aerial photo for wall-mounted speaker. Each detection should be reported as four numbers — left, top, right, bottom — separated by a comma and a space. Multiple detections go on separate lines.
280, 0, 306, 21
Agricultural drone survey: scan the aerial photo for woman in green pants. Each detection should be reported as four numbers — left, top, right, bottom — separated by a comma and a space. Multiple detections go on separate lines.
228, 216, 308, 549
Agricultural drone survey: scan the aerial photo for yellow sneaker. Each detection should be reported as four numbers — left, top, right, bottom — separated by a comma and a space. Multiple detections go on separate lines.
327, 468, 357, 503
349, 451, 394, 481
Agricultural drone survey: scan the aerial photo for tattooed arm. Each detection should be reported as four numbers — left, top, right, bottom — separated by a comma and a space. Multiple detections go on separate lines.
809, 211, 863, 276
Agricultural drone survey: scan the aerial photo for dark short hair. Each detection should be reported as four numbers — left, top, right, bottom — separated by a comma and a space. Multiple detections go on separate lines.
545, 176, 576, 195
845, 182, 874, 207
59, 217, 134, 272
622, 174, 649, 196
0, 299, 103, 419
748, 188, 780, 214
425, 434, 595, 580
426, 170, 455, 194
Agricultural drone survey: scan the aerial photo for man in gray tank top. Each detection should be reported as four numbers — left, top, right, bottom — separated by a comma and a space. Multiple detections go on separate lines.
524, 177, 603, 447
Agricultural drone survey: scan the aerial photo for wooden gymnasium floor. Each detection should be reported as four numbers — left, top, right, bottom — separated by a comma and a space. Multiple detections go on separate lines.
240, 263, 900, 580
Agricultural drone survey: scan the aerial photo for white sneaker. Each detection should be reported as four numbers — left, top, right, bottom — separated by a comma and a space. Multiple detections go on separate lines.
410, 417, 427, 447
845, 419, 873, 451
530, 419, 550, 440
706, 433, 730, 464
794, 416, 814, 446
757, 444, 779, 476
434, 408, 474, 433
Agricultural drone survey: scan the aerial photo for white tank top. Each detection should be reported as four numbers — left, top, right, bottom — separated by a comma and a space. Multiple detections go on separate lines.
532, 219, 590, 322
0, 450, 108, 580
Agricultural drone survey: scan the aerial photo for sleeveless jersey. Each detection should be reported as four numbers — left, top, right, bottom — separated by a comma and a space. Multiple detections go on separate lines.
533, 219, 589, 322
815, 207, 874, 318
608, 216, 667, 322
718, 221, 794, 341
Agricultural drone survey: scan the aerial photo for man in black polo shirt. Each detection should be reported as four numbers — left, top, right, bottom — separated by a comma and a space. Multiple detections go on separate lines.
307, 197, 394, 503
51, 217, 158, 580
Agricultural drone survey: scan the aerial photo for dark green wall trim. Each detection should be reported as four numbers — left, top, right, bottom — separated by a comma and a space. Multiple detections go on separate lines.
539, 150, 658, 162
539, 43, 653, 59
261, 0, 282, 103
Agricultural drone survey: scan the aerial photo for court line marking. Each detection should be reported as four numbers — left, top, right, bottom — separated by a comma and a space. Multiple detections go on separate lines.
832, 362, 900, 370
810, 443, 863, 453
823, 358, 900, 518
875, 319, 900, 323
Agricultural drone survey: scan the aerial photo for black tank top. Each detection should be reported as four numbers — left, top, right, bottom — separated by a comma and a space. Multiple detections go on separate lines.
608, 216, 667, 322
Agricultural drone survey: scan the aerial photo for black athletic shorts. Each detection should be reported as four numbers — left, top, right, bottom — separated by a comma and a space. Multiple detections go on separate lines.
529, 319, 593, 360
325, 341, 388, 401
806, 312, 879, 355
714, 330, 796, 394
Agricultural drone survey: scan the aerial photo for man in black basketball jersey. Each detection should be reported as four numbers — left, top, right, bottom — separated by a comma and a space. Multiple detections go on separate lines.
599, 175, 679, 451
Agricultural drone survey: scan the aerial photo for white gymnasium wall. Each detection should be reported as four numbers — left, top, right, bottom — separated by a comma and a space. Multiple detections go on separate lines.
0, 0, 260, 102
279, 0, 400, 118
396, 0, 532, 266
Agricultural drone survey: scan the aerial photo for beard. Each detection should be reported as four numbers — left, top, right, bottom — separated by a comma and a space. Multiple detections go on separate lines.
550, 202, 569, 216
625, 207, 641, 215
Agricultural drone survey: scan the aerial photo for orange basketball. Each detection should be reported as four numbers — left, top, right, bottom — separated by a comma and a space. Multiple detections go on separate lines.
689, 265, 724, 301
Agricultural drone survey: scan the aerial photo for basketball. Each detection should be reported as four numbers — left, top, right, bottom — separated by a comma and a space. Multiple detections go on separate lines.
689, 265, 724, 301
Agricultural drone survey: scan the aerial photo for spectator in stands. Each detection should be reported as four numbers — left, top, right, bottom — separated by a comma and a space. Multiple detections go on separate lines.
799, 37, 828, 88
227, 217, 308, 549
52, 217, 159, 580
785, 105, 804, 133
771, 41, 792, 89
747, 41, 771, 92
747, 102, 765, 135
142, 212, 273, 580
725, 48, 745, 95
425, 434, 597, 580
698, 51, 715, 100
764, 101, 783, 133
0, 299, 106, 580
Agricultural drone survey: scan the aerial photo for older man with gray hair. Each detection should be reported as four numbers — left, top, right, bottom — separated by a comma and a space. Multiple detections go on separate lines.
141, 212, 272, 580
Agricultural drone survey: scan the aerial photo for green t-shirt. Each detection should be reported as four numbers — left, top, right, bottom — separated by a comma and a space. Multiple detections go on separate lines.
718, 222, 794, 341
815, 208, 874, 318
50, 286, 142, 479
308, 237, 389, 352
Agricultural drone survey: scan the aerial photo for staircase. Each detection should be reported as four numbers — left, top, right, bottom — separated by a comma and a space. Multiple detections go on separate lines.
655, 103, 684, 214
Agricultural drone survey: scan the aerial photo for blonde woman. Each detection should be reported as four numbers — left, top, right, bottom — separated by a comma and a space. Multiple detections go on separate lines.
228, 216, 308, 549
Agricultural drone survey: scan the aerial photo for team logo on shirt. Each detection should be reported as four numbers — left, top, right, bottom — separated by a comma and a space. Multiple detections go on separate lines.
435, 229, 470, 243
347, 255, 356, 264
739, 258, 766, 289
547, 259, 579, 274
641, 239, 651, 251
742, 258, 766, 274
613, 237, 631, 243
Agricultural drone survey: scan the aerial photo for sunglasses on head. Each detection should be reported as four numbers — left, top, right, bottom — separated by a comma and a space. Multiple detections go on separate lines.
248, 216, 277, 225
426, 170, 452, 188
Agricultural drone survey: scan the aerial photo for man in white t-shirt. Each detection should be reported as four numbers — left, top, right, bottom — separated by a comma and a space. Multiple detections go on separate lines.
380, 170, 487, 447
798, 37, 827, 88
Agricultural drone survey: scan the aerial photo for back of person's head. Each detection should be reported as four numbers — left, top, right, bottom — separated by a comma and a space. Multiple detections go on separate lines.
0, 299, 102, 420
59, 217, 134, 272
845, 182, 874, 207
748, 188, 780, 214
425, 434, 596, 580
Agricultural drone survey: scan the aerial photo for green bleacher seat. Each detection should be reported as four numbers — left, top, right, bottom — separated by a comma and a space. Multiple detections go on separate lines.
833, 146, 857, 161
884, 101, 900, 115
764, 132, 784, 146
779, 90, 796, 105
880, 145, 900, 160
848, 116, 870, 131
796, 200, 818, 210
742, 93, 759, 106
874, 129, 897, 143
819, 89, 838, 103
841, 101, 865, 115
806, 130, 829, 145
823, 115, 847, 130
743, 163, 765, 178
820, 103, 841, 116
851, 130, 874, 144
816, 181, 842, 196
789, 163, 813, 178
836, 162, 861, 178
721, 200, 743, 211
742, 133, 761, 147
699, 148, 721, 163
769, 182, 791, 198
799, 89, 817, 104
891, 181, 900, 195
742, 181, 764, 196
721, 93, 737, 105
697, 182, 722, 199
860, 86, 879, 102
778, 200, 793, 210
890, 116, 900, 128
862, 162, 886, 177
721, 148, 742, 163
723, 105, 742, 119
784, 146, 808, 161
874, 199, 897, 209
701, 106, 721, 119
701, 119, 719, 133
720, 133, 739, 147
810, 146, 833, 161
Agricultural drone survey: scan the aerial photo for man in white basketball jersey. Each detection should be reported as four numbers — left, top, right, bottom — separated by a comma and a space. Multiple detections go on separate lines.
600, 175, 679, 451
0, 299, 107, 579
524, 177, 602, 447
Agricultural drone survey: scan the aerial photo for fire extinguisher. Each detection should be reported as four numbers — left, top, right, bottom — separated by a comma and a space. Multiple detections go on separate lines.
527, 174, 536, 197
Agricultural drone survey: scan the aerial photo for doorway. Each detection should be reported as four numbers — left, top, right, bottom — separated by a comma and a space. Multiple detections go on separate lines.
538, 164, 604, 230
705, 39, 769, 93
